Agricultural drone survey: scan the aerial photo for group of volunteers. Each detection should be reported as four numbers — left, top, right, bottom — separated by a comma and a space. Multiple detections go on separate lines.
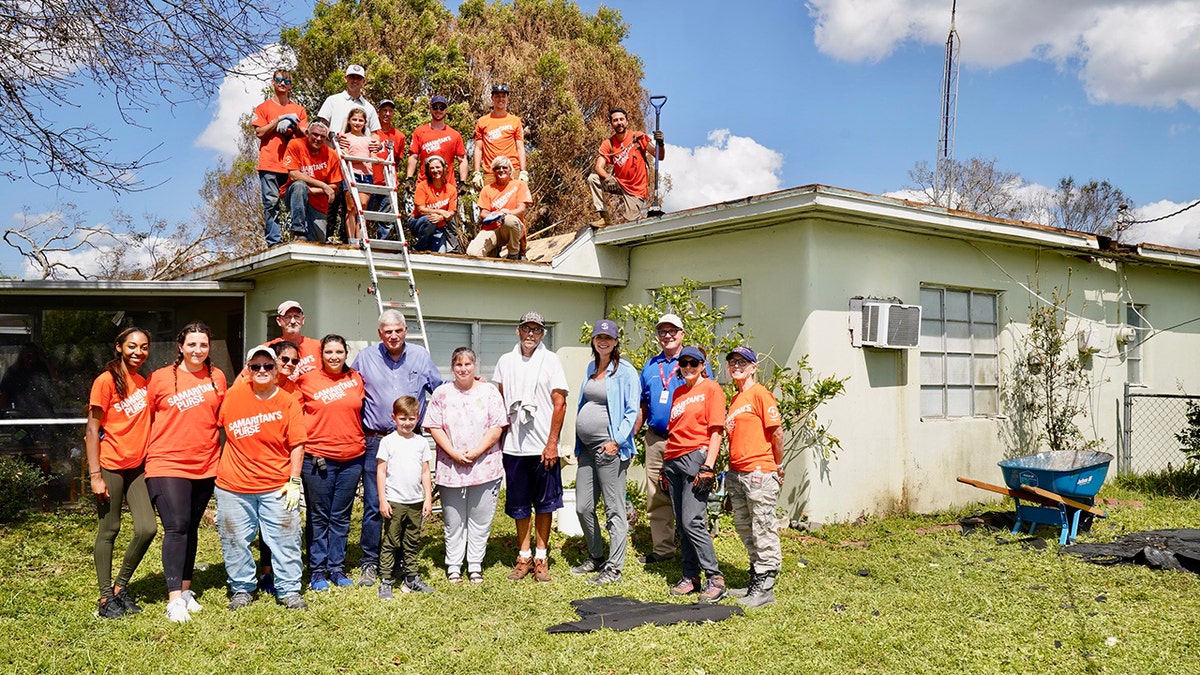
253, 64, 665, 256
85, 304, 784, 623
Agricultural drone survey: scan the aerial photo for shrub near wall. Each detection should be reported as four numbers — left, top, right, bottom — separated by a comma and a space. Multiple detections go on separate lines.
0, 456, 49, 522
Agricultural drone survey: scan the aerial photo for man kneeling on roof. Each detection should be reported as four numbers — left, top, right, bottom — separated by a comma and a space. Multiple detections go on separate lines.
409, 156, 458, 253
281, 118, 343, 243
466, 156, 530, 260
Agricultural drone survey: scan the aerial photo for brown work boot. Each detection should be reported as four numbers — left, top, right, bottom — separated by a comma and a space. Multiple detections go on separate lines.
508, 556, 532, 581
533, 557, 551, 583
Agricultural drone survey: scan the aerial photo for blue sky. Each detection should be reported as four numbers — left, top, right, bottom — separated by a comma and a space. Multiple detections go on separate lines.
4, 0, 1200, 277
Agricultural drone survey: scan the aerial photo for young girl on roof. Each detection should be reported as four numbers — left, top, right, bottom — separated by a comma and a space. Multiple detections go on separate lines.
341, 107, 373, 240
86, 327, 158, 620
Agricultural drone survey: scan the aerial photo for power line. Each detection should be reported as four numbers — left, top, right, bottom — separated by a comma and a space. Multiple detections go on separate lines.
1127, 199, 1200, 225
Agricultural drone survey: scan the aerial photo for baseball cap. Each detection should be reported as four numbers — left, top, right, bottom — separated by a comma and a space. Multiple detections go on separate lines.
246, 345, 278, 362
430, 95, 449, 106
656, 313, 684, 330
519, 311, 545, 327
277, 300, 303, 316
726, 346, 758, 363
592, 319, 618, 339
492, 83, 510, 95
308, 118, 330, 131
377, 98, 395, 109
679, 345, 706, 362
345, 64, 366, 77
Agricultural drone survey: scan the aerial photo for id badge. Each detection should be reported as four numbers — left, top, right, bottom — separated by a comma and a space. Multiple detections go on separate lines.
659, 390, 669, 405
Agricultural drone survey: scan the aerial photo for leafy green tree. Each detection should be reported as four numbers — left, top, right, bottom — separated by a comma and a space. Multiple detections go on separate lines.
281, 0, 649, 234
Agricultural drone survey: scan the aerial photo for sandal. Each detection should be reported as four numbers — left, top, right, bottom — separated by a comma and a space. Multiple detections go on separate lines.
447, 571, 463, 584
468, 571, 484, 584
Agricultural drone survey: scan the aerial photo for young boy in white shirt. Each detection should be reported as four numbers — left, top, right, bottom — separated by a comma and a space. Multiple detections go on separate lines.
376, 396, 435, 598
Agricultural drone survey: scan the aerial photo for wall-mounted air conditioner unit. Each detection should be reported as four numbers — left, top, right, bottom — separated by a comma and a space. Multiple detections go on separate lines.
849, 298, 922, 349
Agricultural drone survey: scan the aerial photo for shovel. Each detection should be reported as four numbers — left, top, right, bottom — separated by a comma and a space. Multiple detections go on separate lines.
647, 94, 667, 217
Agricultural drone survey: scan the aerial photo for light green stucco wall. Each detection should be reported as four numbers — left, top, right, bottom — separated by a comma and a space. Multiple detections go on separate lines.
611, 216, 1200, 523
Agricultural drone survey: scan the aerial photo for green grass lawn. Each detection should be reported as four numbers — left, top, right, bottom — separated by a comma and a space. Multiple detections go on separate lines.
2, 484, 1198, 674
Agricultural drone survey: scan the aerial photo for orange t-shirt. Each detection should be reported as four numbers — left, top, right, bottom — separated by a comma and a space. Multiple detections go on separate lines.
297, 368, 365, 461
725, 383, 782, 472
267, 335, 322, 381
281, 138, 344, 213
413, 180, 457, 218
373, 127, 406, 184
144, 365, 227, 479
474, 113, 524, 173
478, 180, 532, 226
217, 384, 306, 493
88, 370, 151, 470
599, 131, 652, 199
409, 124, 465, 183
665, 378, 726, 461
252, 99, 308, 173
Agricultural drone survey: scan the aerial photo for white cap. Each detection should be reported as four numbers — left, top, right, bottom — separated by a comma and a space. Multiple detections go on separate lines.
277, 300, 303, 316
656, 313, 684, 330
246, 345, 278, 362
345, 64, 366, 77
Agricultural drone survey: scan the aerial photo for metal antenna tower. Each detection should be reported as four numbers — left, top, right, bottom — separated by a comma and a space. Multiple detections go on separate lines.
936, 0, 960, 203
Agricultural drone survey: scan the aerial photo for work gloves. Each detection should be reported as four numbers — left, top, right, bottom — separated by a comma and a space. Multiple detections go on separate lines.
693, 464, 716, 492
282, 477, 302, 511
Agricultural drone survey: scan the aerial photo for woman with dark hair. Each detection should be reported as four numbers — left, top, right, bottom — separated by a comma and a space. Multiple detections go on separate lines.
86, 327, 157, 619
145, 321, 228, 623
424, 347, 506, 584
296, 334, 365, 591
570, 319, 640, 585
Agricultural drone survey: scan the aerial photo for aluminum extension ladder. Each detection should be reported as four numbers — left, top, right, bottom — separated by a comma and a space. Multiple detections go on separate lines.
332, 135, 429, 350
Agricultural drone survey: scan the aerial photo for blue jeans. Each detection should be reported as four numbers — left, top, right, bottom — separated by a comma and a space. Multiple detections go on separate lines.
359, 436, 382, 567
285, 181, 329, 242
215, 486, 303, 597
259, 170, 288, 246
409, 216, 447, 252
302, 454, 363, 576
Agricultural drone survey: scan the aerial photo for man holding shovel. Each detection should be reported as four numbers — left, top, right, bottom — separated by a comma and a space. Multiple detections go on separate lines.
586, 107, 664, 226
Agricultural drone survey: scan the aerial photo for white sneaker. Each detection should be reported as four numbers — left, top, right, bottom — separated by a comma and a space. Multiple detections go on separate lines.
166, 598, 191, 623
182, 589, 203, 613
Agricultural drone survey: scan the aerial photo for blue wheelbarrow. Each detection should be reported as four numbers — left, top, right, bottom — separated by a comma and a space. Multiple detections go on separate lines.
958, 450, 1113, 545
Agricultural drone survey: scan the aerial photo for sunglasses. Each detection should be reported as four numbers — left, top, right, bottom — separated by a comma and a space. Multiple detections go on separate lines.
678, 358, 702, 368
248, 363, 276, 372
274, 77, 292, 85
278, 356, 299, 365
431, 104, 447, 111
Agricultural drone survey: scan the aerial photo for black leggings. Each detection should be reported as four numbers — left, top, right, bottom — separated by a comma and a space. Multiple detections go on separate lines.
146, 476, 215, 593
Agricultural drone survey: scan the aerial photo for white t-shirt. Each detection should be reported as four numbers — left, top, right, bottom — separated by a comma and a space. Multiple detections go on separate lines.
493, 345, 569, 457
376, 432, 433, 504
317, 92, 381, 136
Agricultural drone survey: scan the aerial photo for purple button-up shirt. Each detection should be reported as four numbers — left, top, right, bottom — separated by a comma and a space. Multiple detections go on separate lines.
352, 342, 443, 432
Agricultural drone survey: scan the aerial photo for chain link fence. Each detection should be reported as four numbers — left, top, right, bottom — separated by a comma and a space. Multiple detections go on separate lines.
1120, 386, 1200, 474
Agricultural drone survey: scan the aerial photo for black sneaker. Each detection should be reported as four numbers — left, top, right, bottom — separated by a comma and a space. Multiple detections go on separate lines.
570, 557, 604, 575
279, 594, 307, 610
586, 567, 622, 586
401, 575, 435, 594
113, 588, 142, 615
227, 591, 254, 611
378, 581, 394, 600
96, 595, 125, 620
358, 563, 378, 587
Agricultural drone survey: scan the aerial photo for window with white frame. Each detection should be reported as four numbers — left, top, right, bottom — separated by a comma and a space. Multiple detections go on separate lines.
692, 282, 742, 337
919, 286, 1000, 418
425, 319, 554, 380
1125, 304, 1146, 385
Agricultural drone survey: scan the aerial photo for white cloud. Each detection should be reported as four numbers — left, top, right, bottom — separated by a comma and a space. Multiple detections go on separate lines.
1124, 199, 1200, 249
659, 129, 784, 211
195, 45, 289, 158
808, 0, 1200, 109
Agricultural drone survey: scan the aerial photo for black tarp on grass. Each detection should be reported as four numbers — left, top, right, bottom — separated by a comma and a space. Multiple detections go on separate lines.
1063, 529, 1200, 574
547, 596, 744, 633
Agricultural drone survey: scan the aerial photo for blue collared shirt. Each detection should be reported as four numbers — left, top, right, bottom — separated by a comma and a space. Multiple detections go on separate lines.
352, 342, 443, 432
639, 352, 712, 435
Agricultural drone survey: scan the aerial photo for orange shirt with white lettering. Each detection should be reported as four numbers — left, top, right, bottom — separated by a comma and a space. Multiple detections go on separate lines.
281, 138, 344, 213
665, 378, 726, 461
599, 131, 652, 199
144, 365, 227, 479
413, 180, 457, 218
478, 180, 532, 226
474, 113, 524, 173
217, 384, 306, 493
409, 124, 466, 183
267, 336, 322, 382
725, 383, 782, 472
89, 371, 151, 470
252, 99, 308, 173
297, 367, 365, 461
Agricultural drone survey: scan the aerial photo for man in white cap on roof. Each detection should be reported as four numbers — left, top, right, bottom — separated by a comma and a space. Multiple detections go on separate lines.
634, 313, 711, 564
317, 64, 382, 139
493, 310, 569, 583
